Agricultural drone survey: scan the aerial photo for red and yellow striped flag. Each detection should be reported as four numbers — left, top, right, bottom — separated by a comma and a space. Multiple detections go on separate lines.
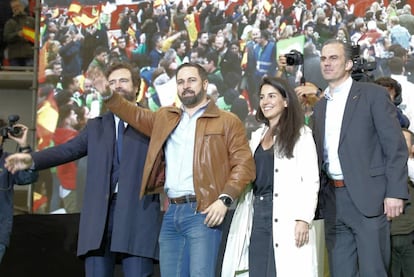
37, 90, 59, 150
22, 26, 35, 43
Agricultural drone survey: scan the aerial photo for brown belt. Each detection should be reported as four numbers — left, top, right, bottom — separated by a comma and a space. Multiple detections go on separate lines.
168, 195, 197, 204
329, 179, 345, 188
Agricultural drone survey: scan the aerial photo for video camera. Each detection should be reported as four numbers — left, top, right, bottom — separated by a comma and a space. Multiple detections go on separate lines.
351, 44, 376, 82
0, 115, 23, 139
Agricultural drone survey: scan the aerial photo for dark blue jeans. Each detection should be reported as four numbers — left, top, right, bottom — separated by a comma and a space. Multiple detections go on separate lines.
159, 201, 222, 277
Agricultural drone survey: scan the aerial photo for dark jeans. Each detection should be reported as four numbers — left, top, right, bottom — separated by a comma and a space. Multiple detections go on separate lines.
249, 193, 276, 277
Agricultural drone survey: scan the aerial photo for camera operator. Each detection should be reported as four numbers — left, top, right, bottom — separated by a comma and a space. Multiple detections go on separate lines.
276, 51, 325, 108
0, 117, 38, 264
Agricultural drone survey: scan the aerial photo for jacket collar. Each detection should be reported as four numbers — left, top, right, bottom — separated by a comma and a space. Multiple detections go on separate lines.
164, 100, 221, 118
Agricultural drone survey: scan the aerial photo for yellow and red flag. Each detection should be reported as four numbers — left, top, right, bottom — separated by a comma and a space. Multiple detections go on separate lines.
22, 26, 35, 43
263, 0, 272, 15
37, 90, 59, 151
69, 2, 101, 28
68, 1, 82, 16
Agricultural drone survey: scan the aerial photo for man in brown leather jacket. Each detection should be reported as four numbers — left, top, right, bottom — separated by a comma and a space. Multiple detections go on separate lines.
94, 62, 255, 277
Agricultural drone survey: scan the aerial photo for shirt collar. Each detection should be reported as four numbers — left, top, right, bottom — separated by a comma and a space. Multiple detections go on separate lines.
324, 77, 353, 101
181, 100, 210, 117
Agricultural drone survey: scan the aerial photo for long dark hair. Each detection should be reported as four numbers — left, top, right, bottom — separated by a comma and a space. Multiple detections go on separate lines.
255, 77, 304, 158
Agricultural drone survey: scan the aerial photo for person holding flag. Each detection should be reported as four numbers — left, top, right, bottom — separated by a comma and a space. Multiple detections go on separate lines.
3, 0, 35, 66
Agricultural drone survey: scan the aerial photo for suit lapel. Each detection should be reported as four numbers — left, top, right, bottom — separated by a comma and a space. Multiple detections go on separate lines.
339, 82, 361, 145
102, 112, 116, 158
314, 98, 327, 160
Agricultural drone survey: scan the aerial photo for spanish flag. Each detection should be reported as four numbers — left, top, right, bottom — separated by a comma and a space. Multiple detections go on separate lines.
68, 1, 81, 16
68, 2, 101, 28
22, 26, 35, 44
263, 0, 272, 16
37, 90, 59, 151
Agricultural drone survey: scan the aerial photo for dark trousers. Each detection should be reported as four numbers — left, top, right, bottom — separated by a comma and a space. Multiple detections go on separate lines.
249, 193, 276, 277
390, 232, 414, 277
84, 195, 154, 277
324, 185, 390, 277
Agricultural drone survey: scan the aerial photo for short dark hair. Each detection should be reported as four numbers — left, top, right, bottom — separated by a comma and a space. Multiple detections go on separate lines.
205, 50, 219, 66
374, 76, 402, 105
322, 39, 354, 62
176, 62, 208, 83
388, 44, 408, 59
94, 46, 108, 57
388, 57, 404, 75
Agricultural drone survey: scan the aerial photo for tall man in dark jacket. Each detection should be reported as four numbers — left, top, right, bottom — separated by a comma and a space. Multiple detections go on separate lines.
312, 39, 409, 277
5, 63, 162, 277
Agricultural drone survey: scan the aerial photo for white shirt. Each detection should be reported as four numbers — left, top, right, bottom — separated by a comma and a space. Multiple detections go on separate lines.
391, 74, 414, 134
323, 77, 353, 180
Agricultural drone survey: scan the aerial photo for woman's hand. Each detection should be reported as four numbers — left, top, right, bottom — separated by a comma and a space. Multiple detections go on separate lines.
295, 220, 310, 248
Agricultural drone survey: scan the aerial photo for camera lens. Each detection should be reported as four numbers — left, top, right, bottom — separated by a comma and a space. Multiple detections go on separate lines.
10, 126, 23, 138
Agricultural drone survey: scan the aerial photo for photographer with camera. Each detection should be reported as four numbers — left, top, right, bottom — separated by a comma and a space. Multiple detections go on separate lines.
0, 116, 38, 264
276, 49, 325, 126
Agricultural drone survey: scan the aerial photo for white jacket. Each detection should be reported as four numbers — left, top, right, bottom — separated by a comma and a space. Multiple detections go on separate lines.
251, 125, 320, 276
222, 125, 320, 277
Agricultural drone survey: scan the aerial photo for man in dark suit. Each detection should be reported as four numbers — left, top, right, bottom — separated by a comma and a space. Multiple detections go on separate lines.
5, 62, 162, 277
312, 39, 409, 277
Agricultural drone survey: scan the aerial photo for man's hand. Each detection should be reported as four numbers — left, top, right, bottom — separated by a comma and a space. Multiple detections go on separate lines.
295, 220, 310, 248
89, 69, 111, 97
384, 197, 404, 220
4, 153, 33, 174
201, 199, 228, 227
8, 124, 29, 147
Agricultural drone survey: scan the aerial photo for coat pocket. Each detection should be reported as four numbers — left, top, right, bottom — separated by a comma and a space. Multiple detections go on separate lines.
369, 166, 385, 177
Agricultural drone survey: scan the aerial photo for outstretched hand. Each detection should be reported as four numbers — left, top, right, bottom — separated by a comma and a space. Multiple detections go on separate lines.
5, 153, 33, 174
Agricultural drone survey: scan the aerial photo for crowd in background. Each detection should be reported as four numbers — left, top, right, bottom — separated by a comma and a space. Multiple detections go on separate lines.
1, 0, 414, 217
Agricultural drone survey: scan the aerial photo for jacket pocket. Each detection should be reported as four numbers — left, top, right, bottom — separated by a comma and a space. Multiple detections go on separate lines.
369, 166, 385, 177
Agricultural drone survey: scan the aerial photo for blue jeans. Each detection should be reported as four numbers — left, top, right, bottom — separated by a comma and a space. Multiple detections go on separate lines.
159, 202, 222, 277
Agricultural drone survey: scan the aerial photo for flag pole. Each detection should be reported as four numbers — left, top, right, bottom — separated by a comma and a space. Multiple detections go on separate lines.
27, 0, 42, 214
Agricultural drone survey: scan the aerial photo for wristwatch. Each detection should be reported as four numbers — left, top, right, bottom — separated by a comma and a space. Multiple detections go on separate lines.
219, 196, 233, 207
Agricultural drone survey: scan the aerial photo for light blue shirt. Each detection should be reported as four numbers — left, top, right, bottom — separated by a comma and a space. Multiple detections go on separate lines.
323, 77, 353, 180
164, 103, 208, 197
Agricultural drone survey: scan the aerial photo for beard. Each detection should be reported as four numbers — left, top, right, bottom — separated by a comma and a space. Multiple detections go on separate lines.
179, 87, 206, 108
115, 88, 135, 102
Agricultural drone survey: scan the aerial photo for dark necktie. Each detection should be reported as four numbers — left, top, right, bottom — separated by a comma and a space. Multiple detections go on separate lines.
117, 120, 124, 161
111, 120, 124, 193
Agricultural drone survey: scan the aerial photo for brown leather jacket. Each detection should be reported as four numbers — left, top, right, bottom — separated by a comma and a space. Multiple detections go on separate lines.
105, 93, 256, 211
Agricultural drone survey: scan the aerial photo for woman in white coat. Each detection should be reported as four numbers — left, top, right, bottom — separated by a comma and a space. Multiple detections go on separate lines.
223, 77, 320, 276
